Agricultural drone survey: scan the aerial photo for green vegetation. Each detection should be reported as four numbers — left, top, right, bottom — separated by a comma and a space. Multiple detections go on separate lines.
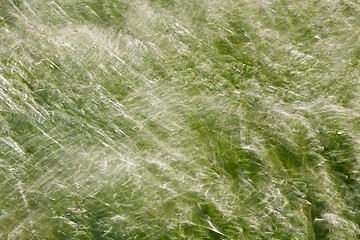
1, 0, 360, 239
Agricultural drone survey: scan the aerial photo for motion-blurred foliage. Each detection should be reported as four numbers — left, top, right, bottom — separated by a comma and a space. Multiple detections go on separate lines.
1, 0, 360, 239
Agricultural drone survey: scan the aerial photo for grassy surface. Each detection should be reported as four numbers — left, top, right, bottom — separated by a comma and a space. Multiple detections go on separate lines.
1, 0, 360, 239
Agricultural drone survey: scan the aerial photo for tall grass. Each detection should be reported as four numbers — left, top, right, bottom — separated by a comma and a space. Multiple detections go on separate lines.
1, 0, 360, 239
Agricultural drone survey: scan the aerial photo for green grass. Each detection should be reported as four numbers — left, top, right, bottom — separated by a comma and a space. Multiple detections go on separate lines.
1, 0, 360, 239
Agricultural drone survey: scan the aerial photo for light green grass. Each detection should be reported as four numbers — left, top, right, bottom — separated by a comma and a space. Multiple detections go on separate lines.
1, 0, 360, 239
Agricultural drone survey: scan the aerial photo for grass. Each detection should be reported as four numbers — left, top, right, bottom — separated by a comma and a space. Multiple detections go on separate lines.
1, 0, 360, 239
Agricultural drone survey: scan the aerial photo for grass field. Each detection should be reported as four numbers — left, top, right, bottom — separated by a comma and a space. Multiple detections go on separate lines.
1, 0, 360, 239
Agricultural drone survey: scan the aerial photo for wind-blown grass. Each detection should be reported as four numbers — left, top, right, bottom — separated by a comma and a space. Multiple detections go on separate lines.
1, 0, 360, 239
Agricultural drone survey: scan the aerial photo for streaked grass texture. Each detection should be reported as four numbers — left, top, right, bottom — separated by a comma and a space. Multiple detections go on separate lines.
1, 0, 360, 239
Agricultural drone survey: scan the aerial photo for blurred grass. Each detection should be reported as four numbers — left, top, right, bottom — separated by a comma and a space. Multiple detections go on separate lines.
1, 0, 360, 239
